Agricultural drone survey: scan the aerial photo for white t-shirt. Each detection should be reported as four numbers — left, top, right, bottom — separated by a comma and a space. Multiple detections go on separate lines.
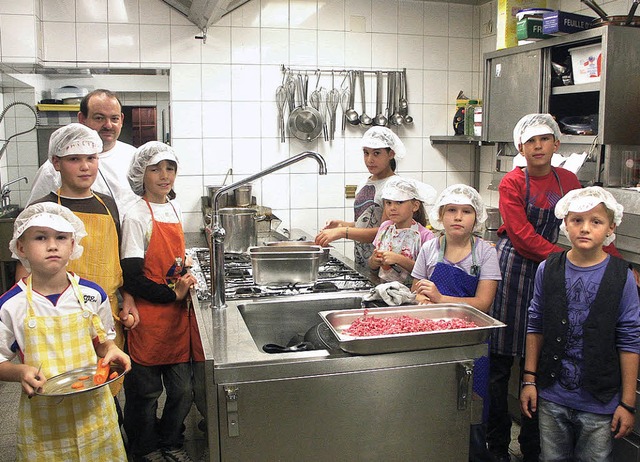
120, 198, 183, 259
0, 274, 116, 363
28, 140, 137, 217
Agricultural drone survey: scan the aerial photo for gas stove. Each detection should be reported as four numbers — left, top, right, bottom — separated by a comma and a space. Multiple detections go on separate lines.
187, 248, 374, 302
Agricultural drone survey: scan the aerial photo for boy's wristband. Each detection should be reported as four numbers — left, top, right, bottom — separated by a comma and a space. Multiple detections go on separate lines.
521, 381, 537, 387
619, 401, 636, 414
523, 369, 538, 377
345, 227, 349, 239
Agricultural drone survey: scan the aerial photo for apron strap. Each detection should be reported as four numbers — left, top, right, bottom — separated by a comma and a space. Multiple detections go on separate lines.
437, 235, 480, 276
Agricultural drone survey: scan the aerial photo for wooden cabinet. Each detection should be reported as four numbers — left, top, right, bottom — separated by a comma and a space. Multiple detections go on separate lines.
483, 25, 640, 146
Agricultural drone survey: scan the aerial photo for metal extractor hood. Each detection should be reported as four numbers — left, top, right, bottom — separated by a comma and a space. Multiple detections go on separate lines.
161, 0, 252, 30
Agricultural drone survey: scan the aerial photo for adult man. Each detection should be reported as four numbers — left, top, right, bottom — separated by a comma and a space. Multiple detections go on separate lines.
28, 89, 137, 215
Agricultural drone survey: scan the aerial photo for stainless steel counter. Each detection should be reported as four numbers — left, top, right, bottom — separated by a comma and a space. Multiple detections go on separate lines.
189, 233, 487, 461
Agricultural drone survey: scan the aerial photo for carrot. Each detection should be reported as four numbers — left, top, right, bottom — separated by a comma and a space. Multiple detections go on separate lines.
71, 381, 85, 390
108, 371, 118, 380
93, 358, 110, 385
78, 375, 90, 381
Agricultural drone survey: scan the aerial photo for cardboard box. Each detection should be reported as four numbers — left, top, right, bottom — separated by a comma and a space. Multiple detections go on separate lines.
516, 17, 552, 41
497, 0, 547, 49
542, 10, 596, 35
569, 43, 602, 83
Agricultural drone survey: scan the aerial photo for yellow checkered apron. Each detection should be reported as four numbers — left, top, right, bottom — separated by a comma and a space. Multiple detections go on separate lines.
60, 192, 125, 395
17, 274, 126, 461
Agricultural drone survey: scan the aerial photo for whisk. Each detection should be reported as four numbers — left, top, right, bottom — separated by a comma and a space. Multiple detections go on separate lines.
275, 85, 288, 143
328, 87, 340, 141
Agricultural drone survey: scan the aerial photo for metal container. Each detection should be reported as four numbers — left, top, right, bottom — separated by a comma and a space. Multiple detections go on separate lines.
234, 185, 252, 207
485, 207, 502, 230
207, 185, 231, 208
249, 245, 324, 285
319, 303, 505, 355
264, 240, 330, 265
219, 207, 257, 253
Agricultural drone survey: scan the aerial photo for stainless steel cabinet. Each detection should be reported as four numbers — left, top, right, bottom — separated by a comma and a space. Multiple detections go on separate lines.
483, 25, 640, 145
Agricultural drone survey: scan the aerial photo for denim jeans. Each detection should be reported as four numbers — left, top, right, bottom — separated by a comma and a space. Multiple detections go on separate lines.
123, 361, 193, 457
538, 398, 613, 462
487, 353, 540, 461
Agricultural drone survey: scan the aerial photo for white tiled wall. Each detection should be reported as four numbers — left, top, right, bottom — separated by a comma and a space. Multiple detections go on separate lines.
0, 0, 490, 258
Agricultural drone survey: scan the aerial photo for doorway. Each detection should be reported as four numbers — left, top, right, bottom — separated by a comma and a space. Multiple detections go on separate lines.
121, 106, 158, 147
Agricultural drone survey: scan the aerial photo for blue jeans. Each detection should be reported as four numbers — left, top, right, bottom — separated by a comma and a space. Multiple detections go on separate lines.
123, 361, 193, 457
538, 398, 613, 462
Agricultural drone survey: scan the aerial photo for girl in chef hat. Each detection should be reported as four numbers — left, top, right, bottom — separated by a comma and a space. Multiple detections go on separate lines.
368, 177, 436, 285
316, 126, 414, 270
411, 184, 502, 462
120, 141, 203, 462
0, 202, 130, 461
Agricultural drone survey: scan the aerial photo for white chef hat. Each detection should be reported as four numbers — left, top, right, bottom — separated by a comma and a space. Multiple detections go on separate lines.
48, 123, 103, 161
512, 113, 561, 150
381, 177, 437, 205
10, 203, 86, 271
128, 141, 179, 197
555, 186, 623, 246
428, 184, 487, 231
360, 126, 406, 159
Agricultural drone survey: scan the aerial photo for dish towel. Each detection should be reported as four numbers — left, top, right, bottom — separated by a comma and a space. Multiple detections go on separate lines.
362, 281, 416, 306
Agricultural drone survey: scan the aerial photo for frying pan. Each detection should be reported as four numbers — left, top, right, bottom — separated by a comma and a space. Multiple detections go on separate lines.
288, 74, 323, 141
582, 0, 640, 26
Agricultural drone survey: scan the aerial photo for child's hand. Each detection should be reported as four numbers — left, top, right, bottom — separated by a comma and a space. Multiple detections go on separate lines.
102, 345, 132, 374
120, 295, 140, 330
315, 228, 342, 247
612, 405, 636, 438
174, 273, 197, 301
21, 364, 46, 398
414, 279, 443, 304
519, 385, 537, 418
375, 251, 394, 270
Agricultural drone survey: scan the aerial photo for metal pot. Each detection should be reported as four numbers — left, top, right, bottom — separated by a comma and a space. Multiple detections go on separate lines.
484, 207, 502, 230
234, 185, 252, 207
591, 15, 640, 26
219, 207, 258, 253
207, 185, 231, 208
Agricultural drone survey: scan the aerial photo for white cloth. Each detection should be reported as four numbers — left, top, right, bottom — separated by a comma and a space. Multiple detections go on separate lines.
28, 140, 137, 218
362, 281, 416, 306
0, 274, 116, 363
120, 198, 183, 259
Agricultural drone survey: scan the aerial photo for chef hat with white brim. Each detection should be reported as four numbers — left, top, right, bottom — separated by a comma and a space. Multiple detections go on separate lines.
428, 184, 487, 231
10, 202, 87, 271
381, 177, 437, 205
360, 126, 406, 159
48, 123, 102, 161
128, 141, 179, 197
555, 186, 623, 246
512, 113, 561, 150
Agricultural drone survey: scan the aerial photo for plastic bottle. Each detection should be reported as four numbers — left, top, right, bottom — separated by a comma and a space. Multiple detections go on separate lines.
464, 99, 478, 136
473, 102, 483, 137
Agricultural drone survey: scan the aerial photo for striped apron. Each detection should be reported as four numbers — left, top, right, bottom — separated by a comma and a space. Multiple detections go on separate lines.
489, 169, 563, 357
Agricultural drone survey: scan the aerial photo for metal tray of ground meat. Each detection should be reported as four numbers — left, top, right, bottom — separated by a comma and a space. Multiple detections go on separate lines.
318, 303, 505, 355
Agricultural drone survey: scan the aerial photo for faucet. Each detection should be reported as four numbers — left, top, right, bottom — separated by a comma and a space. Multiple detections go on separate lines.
209, 151, 327, 309
1, 176, 28, 209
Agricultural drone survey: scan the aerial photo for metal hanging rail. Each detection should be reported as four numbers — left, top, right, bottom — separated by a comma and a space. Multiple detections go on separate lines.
280, 65, 406, 76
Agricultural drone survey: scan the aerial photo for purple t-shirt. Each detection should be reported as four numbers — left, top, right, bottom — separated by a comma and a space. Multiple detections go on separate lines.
527, 256, 640, 414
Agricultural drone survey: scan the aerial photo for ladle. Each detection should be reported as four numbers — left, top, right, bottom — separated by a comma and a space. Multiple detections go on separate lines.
358, 71, 373, 127
345, 71, 360, 126
373, 71, 388, 126
391, 72, 404, 126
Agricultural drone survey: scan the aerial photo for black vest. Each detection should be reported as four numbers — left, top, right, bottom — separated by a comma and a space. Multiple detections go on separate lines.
538, 251, 628, 403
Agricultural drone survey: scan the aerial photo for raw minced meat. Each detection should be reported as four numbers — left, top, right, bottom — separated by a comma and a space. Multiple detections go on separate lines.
343, 309, 477, 337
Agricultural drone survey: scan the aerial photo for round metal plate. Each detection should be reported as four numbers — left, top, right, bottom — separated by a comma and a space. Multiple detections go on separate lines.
35, 363, 127, 397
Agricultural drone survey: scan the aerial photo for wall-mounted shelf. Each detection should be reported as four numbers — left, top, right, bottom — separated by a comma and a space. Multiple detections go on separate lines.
36, 104, 79, 111
430, 135, 494, 146
551, 82, 600, 95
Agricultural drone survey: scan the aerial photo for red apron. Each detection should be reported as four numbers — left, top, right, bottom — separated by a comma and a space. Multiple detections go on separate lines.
127, 200, 202, 365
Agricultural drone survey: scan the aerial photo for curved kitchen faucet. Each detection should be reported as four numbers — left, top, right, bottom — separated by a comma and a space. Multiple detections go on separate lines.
209, 151, 327, 309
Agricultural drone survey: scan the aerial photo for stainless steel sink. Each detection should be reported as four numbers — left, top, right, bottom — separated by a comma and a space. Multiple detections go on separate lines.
237, 295, 363, 348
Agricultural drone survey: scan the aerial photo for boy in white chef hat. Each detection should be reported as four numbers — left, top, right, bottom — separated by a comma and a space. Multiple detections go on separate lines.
0, 202, 130, 460
521, 186, 639, 460
369, 177, 436, 285
511, 113, 565, 169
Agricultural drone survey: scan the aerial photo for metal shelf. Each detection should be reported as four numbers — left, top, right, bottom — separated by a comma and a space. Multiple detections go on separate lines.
429, 135, 493, 146
552, 82, 600, 95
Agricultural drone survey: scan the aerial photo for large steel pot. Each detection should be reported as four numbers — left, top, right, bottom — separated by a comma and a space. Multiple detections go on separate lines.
265, 240, 330, 265
219, 207, 258, 253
